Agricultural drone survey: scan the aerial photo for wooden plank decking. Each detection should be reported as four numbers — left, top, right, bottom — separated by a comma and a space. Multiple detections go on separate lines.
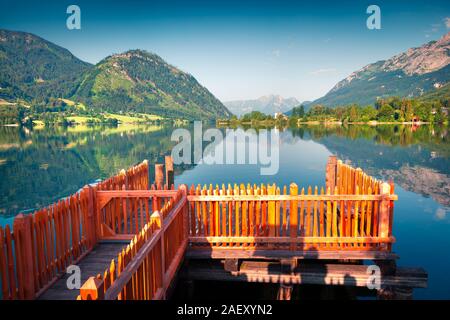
38, 243, 126, 300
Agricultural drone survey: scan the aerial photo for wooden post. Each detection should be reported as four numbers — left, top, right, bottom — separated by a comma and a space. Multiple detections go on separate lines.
268, 184, 276, 237
87, 185, 97, 248
280, 258, 296, 298
379, 182, 391, 249
179, 185, 189, 240
165, 156, 174, 189
155, 164, 164, 210
79, 276, 104, 300
289, 183, 298, 251
143, 159, 149, 189
224, 259, 239, 272
277, 284, 293, 300
326, 155, 337, 193
151, 211, 165, 299
14, 214, 35, 299
155, 164, 164, 189
388, 180, 395, 251
120, 169, 128, 189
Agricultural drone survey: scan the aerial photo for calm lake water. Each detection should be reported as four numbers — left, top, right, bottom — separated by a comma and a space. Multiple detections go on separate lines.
0, 123, 448, 299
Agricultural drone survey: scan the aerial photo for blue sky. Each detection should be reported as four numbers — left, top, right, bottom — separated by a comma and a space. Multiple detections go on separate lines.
0, 0, 449, 102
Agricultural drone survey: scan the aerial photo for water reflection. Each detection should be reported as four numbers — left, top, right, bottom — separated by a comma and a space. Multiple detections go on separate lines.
0, 124, 181, 216
0, 123, 449, 298
0, 124, 448, 217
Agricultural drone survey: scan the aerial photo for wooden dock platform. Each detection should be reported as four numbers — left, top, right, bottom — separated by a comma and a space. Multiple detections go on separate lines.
0, 156, 428, 300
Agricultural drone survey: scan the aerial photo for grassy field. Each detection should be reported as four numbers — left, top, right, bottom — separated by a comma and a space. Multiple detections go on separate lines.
66, 123, 164, 134
58, 98, 87, 111
64, 113, 163, 124
104, 113, 162, 123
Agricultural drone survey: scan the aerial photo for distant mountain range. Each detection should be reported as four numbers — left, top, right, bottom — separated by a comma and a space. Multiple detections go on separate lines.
312, 32, 450, 107
224, 95, 300, 116
2, 29, 449, 120
0, 30, 231, 120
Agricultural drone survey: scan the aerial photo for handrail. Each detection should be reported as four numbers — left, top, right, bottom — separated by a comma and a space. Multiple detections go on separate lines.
0, 160, 149, 300
79, 187, 189, 300
105, 194, 187, 300
188, 236, 396, 244
187, 194, 397, 201
186, 161, 396, 252
105, 225, 163, 300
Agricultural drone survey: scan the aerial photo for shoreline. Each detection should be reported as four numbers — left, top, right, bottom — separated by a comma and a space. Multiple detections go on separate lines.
1, 120, 440, 128
217, 120, 436, 126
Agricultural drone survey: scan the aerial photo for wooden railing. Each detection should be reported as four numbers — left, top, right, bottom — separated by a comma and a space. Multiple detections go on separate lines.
0, 161, 149, 300
326, 155, 384, 195
2, 155, 398, 300
78, 187, 188, 300
95, 188, 176, 240
186, 181, 396, 251
78, 156, 398, 300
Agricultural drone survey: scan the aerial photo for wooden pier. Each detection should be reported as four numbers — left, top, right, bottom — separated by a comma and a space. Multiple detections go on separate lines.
0, 156, 427, 300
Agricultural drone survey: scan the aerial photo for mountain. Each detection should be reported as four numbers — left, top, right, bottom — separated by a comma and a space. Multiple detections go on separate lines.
0, 30, 231, 120
418, 82, 450, 102
312, 32, 450, 107
224, 95, 299, 116
0, 29, 92, 101
73, 50, 231, 120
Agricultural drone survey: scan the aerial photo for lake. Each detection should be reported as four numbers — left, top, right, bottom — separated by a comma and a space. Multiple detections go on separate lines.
0, 123, 448, 299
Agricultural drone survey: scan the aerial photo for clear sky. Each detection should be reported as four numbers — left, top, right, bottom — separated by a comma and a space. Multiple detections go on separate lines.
0, 0, 449, 102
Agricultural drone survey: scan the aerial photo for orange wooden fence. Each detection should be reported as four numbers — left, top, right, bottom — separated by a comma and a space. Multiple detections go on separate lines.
185, 156, 396, 251
1, 155, 398, 300
78, 156, 398, 300
186, 181, 396, 251
78, 187, 188, 300
0, 161, 149, 300
327, 156, 384, 196
95, 187, 176, 240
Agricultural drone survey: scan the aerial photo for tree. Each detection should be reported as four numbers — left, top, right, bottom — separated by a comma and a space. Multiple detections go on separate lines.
403, 100, 413, 122
349, 105, 359, 122
433, 104, 444, 123
360, 105, 377, 121
377, 104, 395, 121
291, 105, 305, 118
241, 111, 269, 121
335, 106, 346, 121
413, 102, 432, 122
